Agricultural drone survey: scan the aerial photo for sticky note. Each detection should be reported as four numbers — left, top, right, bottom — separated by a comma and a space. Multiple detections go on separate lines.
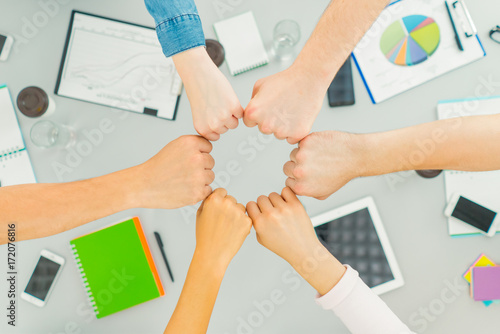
463, 254, 496, 306
463, 253, 496, 283
472, 266, 500, 301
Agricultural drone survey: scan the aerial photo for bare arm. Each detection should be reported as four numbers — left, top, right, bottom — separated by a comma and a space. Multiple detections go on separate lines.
244, 0, 390, 144
0, 135, 215, 244
284, 114, 500, 199
165, 189, 251, 334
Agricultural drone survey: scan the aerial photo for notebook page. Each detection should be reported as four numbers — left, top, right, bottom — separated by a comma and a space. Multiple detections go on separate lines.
214, 11, 269, 76
0, 86, 25, 155
0, 150, 36, 187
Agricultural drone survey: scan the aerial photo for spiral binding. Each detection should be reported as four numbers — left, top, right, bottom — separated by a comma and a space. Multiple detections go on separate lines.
70, 243, 100, 316
0, 146, 24, 164
233, 60, 269, 76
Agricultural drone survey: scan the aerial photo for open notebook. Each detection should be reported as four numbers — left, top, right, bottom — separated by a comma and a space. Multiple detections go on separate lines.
214, 11, 269, 76
0, 85, 36, 187
70, 217, 165, 318
438, 96, 500, 237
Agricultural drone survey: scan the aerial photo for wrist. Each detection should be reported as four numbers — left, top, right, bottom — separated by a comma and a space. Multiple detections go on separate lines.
192, 248, 229, 278
289, 60, 332, 96
291, 243, 346, 296
90, 167, 140, 210
358, 131, 408, 177
173, 46, 213, 79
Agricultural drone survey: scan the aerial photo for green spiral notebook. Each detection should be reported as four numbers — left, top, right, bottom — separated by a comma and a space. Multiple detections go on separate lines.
70, 217, 165, 318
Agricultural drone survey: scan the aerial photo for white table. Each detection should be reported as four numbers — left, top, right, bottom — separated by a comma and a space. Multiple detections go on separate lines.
1, 0, 500, 333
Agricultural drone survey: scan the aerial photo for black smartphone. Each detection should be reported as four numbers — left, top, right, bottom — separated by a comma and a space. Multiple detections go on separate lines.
327, 56, 355, 107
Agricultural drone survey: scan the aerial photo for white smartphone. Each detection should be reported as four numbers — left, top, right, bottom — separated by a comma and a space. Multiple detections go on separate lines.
21, 250, 65, 307
0, 33, 14, 61
444, 194, 499, 237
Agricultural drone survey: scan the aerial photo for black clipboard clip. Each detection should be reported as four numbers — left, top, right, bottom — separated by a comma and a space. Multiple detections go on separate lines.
451, 0, 477, 38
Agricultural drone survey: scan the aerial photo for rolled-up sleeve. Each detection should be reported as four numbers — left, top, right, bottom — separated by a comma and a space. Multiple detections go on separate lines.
316, 266, 415, 334
144, 0, 206, 57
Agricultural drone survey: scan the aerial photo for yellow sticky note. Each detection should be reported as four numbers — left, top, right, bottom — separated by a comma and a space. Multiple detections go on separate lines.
464, 254, 496, 283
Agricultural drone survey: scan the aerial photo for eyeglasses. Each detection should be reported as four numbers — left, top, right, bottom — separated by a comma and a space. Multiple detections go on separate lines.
490, 25, 500, 44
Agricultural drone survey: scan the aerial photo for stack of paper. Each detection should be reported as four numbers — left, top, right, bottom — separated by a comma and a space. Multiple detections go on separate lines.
463, 254, 500, 307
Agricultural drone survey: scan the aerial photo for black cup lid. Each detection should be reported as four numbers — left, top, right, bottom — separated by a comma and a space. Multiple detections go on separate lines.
17, 86, 49, 118
205, 39, 225, 67
416, 169, 443, 178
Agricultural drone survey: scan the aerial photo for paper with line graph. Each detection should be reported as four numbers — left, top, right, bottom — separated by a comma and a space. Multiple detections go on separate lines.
55, 11, 182, 120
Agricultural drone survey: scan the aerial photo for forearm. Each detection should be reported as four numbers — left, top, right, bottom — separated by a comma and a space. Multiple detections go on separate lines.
165, 251, 226, 334
0, 167, 139, 244
291, 242, 346, 296
173, 47, 213, 86
361, 114, 500, 176
293, 0, 390, 87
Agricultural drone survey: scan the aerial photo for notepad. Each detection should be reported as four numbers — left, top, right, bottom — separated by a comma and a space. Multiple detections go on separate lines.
214, 11, 269, 76
463, 253, 497, 306
0, 85, 37, 187
438, 96, 500, 237
472, 266, 500, 301
70, 217, 165, 318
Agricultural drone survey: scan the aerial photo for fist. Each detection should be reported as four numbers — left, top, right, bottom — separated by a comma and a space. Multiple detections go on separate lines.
196, 189, 252, 267
243, 67, 325, 144
284, 131, 365, 199
246, 187, 320, 267
137, 135, 215, 209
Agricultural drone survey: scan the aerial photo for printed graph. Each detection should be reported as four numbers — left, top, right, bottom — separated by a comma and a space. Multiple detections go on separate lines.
380, 15, 440, 66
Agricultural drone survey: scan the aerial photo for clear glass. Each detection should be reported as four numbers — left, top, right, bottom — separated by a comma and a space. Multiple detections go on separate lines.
30, 121, 75, 149
273, 20, 301, 61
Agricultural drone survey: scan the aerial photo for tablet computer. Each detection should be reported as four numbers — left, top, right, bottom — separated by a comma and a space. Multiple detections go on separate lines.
311, 197, 404, 295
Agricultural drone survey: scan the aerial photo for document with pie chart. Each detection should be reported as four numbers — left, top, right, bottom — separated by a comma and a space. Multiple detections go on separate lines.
352, 0, 486, 104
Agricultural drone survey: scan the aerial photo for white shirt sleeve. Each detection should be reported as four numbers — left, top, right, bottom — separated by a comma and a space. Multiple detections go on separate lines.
315, 265, 415, 334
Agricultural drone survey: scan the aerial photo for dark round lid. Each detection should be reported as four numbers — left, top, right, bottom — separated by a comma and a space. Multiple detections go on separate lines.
205, 39, 225, 67
416, 169, 443, 178
17, 86, 49, 118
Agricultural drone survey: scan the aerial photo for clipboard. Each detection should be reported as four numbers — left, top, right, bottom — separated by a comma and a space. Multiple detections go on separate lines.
55, 11, 182, 121
351, 0, 486, 104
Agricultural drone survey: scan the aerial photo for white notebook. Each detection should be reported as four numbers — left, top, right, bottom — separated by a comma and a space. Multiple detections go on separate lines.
438, 96, 500, 237
214, 11, 269, 76
0, 85, 37, 187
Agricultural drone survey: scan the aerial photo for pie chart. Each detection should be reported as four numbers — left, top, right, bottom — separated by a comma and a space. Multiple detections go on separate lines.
380, 15, 440, 66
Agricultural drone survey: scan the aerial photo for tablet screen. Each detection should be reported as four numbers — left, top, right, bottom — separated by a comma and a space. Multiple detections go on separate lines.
315, 208, 395, 288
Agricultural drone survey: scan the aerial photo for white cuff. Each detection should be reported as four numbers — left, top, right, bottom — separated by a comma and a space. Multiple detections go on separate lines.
315, 265, 358, 310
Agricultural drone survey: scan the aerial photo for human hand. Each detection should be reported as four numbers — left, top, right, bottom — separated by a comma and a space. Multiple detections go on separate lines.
195, 188, 252, 269
173, 47, 243, 141
247, 187, 345, 295
284, 131, 367, 200
134, 135, 215, 209
246, 187, 321, 267
243, 65, 327, 144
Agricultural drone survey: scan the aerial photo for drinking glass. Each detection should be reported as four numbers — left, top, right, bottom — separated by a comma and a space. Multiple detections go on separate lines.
273, 20, 301, 61
30, 120, 75, 149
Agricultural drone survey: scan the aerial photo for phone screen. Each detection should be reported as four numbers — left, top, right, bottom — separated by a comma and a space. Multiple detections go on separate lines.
24, 256, 61, 301
452, 196, 497, 233
327, 56, 355, 107
0, 35, 6, 54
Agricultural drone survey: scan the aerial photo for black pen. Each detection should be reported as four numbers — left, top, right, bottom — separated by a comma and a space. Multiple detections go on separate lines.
154, 232, 174, 282
445, 1, 463, 51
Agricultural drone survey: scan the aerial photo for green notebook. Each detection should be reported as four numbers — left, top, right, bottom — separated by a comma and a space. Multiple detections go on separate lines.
70, 217, 165, 318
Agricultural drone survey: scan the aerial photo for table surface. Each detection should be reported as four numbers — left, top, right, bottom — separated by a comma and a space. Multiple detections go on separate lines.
1, 1, 500, 333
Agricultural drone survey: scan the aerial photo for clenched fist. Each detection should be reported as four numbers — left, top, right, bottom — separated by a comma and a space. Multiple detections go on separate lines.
283, 131, 367, 199
135, 135, 215, 209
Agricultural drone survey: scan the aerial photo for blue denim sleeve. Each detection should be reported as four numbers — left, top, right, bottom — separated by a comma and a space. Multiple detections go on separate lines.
144, 0, 206, 58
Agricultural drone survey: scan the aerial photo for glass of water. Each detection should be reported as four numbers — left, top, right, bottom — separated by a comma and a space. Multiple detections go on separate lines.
273, 20, 301, 61
30, 120, 75, 149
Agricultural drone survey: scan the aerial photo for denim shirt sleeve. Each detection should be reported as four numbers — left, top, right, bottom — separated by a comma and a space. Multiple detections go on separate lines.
144, 0, 206, 58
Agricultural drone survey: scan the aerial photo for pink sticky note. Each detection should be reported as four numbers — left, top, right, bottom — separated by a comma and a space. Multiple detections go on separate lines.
472, 266, 500, 301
